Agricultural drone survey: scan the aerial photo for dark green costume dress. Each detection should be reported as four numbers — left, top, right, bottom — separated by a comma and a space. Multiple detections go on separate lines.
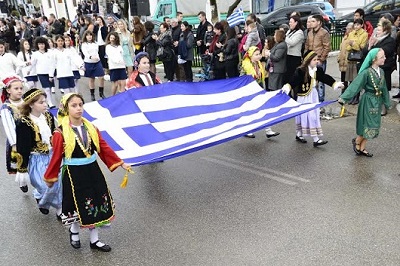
341, 67, 390, 139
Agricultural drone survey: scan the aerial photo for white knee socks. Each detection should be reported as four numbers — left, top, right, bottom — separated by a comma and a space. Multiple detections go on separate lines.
44, 88, 54, 107
70, 222, 80, 241
89, 228, 105, 247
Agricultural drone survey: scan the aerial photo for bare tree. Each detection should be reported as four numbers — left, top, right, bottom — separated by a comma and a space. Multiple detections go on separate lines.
123, 0, 129, 19
210, 0, 219, 23
227, 0, 242, 17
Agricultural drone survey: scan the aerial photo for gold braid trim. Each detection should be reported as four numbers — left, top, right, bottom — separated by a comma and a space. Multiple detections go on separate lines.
109, 161, 123, 171
24, 90, 44, 103
304, 51, 316, 63
20, 116, 50, 153
44, 177, 58, 183
12, 150, 23, 168
61, 116, 100, 159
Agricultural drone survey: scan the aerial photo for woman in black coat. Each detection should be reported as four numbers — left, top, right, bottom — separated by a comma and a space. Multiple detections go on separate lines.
209, 22, 226, 80
142, 21, 158, 75
223, 27, 239, 78
153, 23, 175, 82
363, 20, 396, 91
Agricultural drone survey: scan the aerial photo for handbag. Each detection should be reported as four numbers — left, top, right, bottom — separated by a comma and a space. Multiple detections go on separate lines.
347, 50, 363, 61
156, 46, 164, 57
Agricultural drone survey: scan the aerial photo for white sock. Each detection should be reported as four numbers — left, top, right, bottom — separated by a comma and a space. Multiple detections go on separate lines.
313, 137, 319, 142
44, 88, 54, 107
70, 222, 80, 241
56, 208, 62, 216
74, 80, 79, 93
89, 228, 105, 246
296, 131, 302, 137
265, 127, 274, 134
63, 88, 71, 94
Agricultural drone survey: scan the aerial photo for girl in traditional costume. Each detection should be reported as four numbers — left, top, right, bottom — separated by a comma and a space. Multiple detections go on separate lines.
44, 93, 130, 252
15, 88, 62, 215
241, 46, 280, 139
281, 50, 343, 147
0, 76, 26, 192
339, 48, 390, 157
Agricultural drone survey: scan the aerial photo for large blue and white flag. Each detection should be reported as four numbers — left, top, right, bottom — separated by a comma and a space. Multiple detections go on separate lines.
227, 7, 245, 27
78, 76, 333, 166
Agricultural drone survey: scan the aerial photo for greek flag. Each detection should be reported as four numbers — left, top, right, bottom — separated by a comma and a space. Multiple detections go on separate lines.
76, 76, 333, 166
227, 7, 245, 27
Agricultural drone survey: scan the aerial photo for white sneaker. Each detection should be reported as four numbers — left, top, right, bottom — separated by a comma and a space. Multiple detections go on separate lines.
51, 88, 55, 93
60, 89, 65, 94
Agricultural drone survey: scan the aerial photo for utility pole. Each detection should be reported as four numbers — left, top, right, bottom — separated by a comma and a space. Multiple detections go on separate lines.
64, 0, 70, 19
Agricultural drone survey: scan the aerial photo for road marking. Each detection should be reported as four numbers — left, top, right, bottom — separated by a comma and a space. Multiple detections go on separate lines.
201, 154, 310, 186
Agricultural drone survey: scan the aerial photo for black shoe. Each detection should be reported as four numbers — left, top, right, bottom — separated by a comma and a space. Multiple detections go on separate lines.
266, 132, 280, 138
49, 105, 56, 109
91, 94, 95, 101
20, 185, 28, 193
56, 214, 62, 221
90, 241, 111, 252
393, 93, 400, 99
99, 92, 106, 99
39, 208, 49, 215
295, 136, 307, 143
360, 149, 373, 157
244, 133, 255, 138
69, 229, 81, 249
313, 139, 328, 147
352, 138, 361, 155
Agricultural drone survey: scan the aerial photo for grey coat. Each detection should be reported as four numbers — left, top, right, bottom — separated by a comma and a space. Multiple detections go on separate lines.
269, 41, 287, 74
268, 41, 288, 91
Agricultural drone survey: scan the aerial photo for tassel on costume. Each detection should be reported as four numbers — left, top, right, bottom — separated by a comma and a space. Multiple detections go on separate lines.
120, 167, 134, 188
340, 105, 345, 117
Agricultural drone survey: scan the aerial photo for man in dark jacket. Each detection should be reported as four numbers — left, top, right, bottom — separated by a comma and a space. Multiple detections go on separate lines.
171, 18, 184, 81
48, 13, 64, 36
196, 11, 212, 55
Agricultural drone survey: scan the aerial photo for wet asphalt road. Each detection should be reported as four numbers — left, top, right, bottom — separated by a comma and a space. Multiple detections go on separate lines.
1, 57, 400, 265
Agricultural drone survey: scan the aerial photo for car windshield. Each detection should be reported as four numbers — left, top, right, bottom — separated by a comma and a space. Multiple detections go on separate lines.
365, 0, 387, 11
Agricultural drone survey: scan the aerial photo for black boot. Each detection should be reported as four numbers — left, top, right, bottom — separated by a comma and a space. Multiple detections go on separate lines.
99, 87, 106, 99
90, 89, 95, 101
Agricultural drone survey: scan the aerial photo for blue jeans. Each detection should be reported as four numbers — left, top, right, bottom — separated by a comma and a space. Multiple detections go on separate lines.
317, 61, 327, 102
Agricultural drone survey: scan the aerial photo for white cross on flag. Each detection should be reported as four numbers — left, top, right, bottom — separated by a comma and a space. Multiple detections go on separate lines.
78, 76, 333, 166
227, 7, 245, 27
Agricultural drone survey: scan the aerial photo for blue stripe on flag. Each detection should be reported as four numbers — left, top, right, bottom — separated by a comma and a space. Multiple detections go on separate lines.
227, 7, 245, 27
50, 75, 336, 166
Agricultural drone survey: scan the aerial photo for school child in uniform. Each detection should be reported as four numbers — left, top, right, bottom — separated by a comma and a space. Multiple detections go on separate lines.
49, 35, 83, 96
64, 35, 84, 93
17, 39, 38, 89
31, 37, 55, 108
47, 37, 58, 94
81, 30, 106, 101
105, 32, 127, 95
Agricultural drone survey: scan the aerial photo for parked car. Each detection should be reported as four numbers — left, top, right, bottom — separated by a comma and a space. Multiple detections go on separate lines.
301, 1, 336, 21
259, 4, 331, 35
335, 0, 400, 32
